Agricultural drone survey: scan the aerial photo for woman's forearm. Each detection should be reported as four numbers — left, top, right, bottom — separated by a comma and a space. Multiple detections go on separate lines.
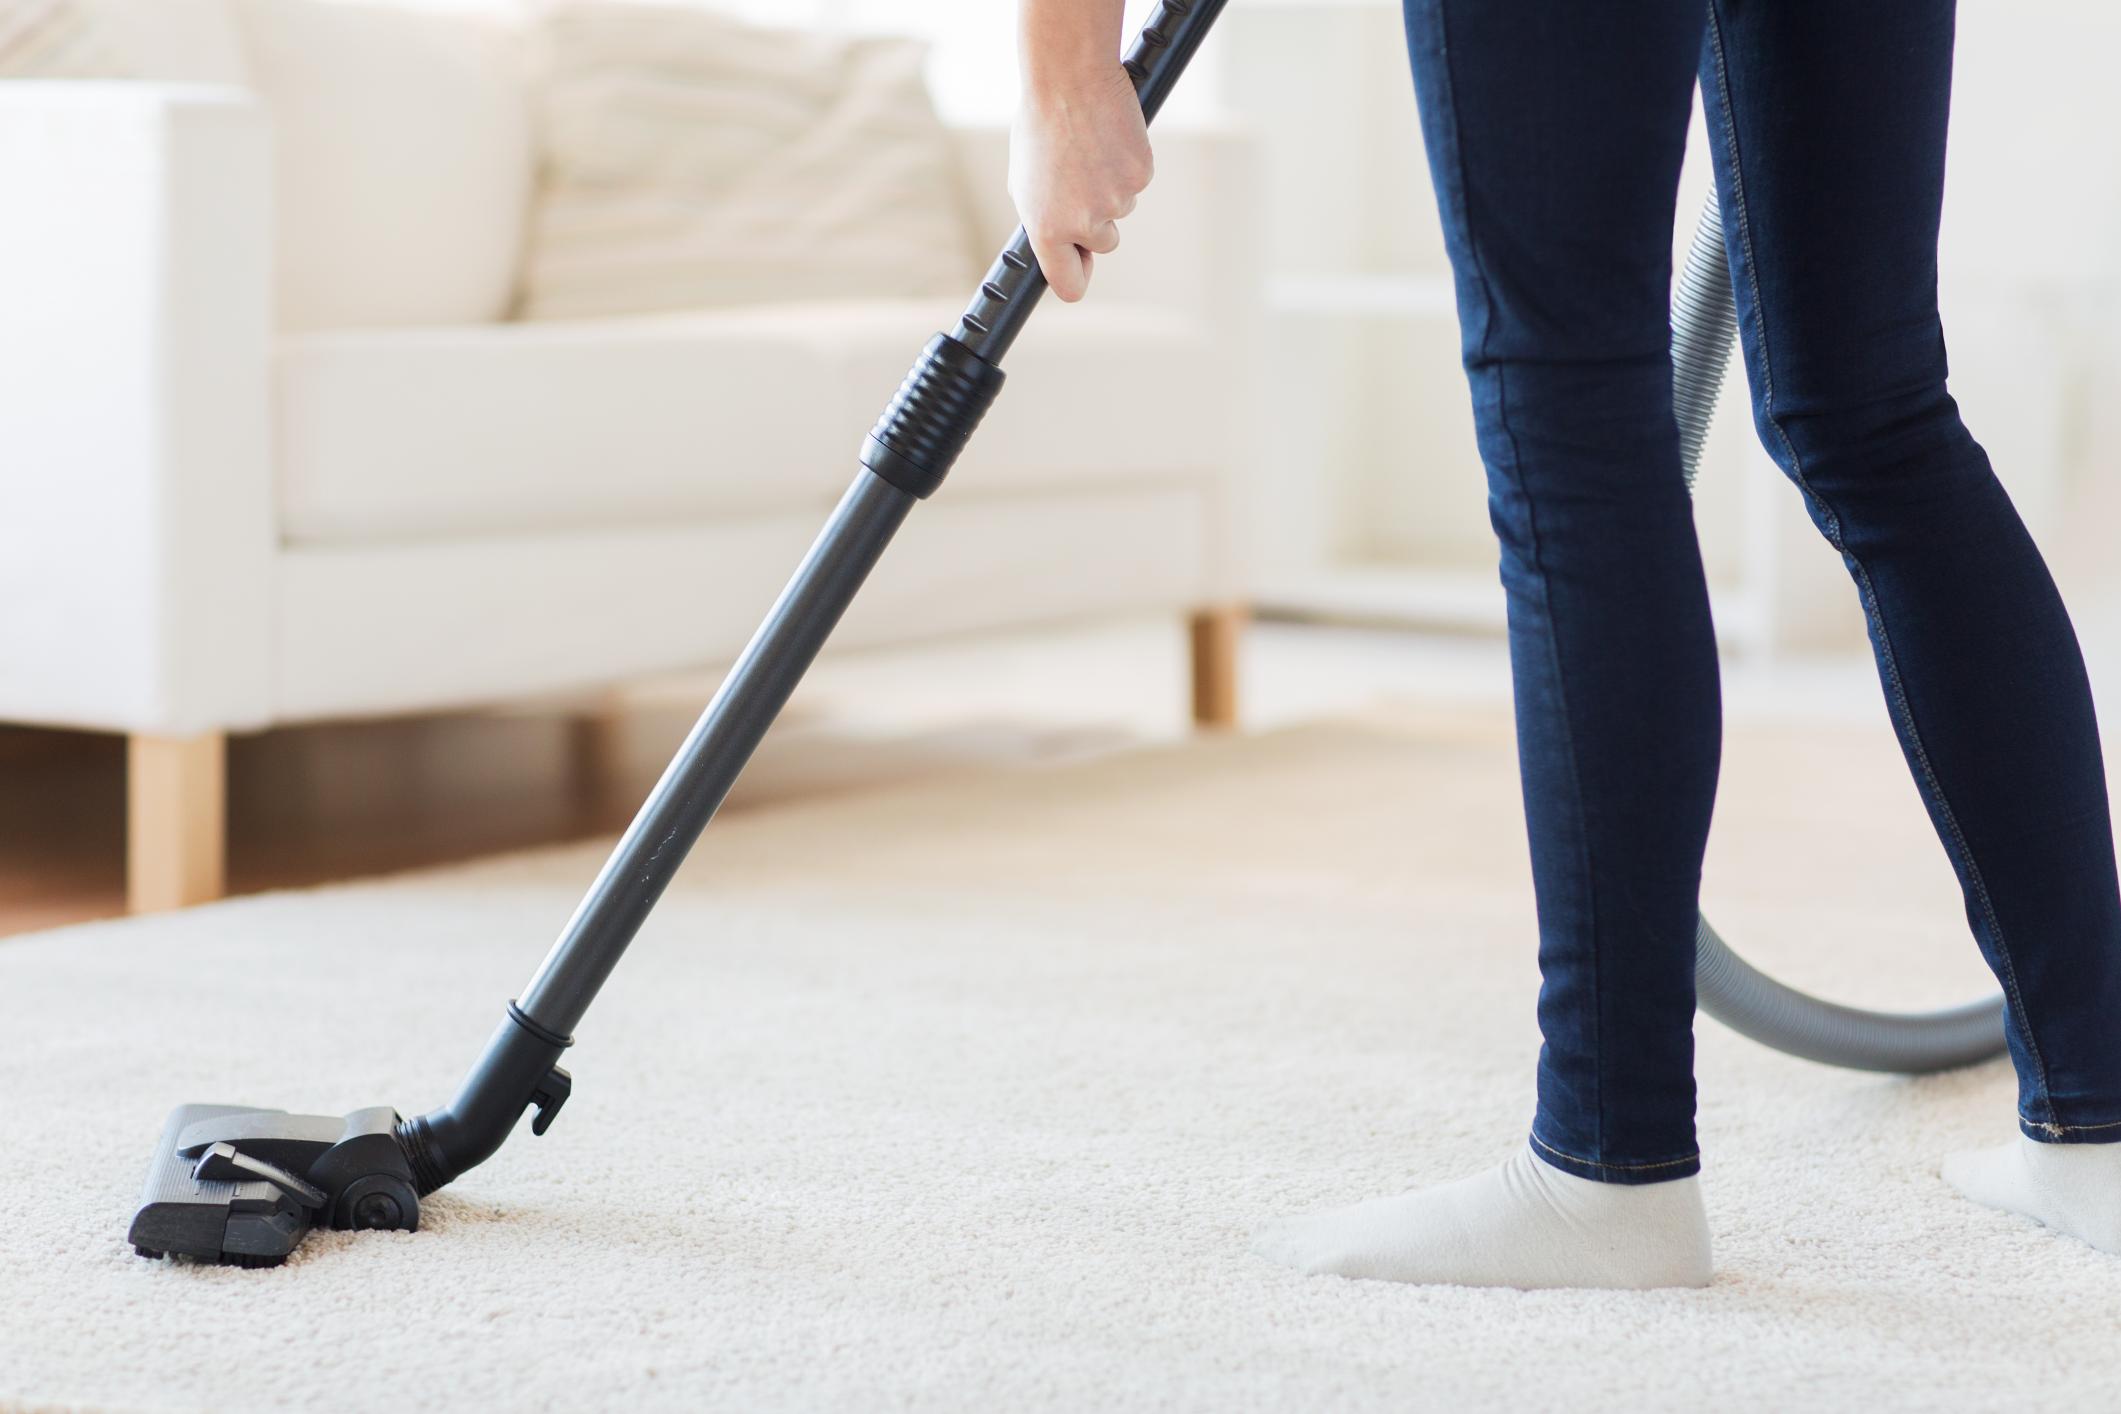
1019, 0, 1127, 95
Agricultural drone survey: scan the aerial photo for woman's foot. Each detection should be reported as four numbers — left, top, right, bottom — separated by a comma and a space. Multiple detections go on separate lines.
1250, 1142, 1712, 1289
1944, 1133, 2121, 1254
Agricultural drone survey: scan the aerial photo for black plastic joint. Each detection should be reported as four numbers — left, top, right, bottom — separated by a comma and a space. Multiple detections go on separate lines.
860, 333, 1006, 499
507, 1000, 574, 1050
398, 1004, 576, 1195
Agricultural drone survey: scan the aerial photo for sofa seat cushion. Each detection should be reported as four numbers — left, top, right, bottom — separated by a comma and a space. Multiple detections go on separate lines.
275, 298, 1224, 546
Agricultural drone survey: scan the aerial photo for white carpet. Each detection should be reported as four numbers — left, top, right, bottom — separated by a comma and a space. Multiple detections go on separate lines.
1, 711, 2114, 1412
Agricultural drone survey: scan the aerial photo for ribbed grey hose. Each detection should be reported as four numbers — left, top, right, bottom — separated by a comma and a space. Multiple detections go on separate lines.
1673, 192, 2008, 1073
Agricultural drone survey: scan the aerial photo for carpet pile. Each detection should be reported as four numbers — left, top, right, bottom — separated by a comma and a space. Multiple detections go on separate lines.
0, 712, 2109, 1411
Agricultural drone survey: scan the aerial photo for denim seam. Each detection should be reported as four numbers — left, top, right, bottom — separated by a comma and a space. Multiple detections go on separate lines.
1530, 1131, 1698, 1173
1703, 6, 2058, 1127
1435, 0, 1607, 1156
2020, 1114, 2121, 1135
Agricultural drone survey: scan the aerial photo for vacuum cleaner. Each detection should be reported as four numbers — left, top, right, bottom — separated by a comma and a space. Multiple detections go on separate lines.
128, 0, 2006, 1267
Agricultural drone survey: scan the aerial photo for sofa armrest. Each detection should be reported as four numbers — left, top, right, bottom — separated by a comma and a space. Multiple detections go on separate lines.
948, 118, 1261, 335
0, 83, 274, 735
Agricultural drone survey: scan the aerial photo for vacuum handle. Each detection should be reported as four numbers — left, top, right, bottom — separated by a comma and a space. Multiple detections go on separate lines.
952, 0, 1231, 364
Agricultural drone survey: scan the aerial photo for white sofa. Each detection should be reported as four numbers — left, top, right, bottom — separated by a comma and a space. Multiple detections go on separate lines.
0, 3, 1256, 912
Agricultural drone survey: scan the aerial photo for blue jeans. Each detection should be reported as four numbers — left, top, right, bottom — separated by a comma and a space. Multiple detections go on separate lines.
1401, 0, 2121, 1182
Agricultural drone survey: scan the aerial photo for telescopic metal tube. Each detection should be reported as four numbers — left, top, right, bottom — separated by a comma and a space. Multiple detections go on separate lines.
515, 0, 1228, 1039
407, 0, 1251, 1188
516, 469, 915, 1035
508, 0, 1229, 1043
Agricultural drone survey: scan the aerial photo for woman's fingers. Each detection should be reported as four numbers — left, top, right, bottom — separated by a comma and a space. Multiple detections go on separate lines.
1082, 219, 1122, 256
1029, 226, 1093, 302
1029, 213, 1123, 301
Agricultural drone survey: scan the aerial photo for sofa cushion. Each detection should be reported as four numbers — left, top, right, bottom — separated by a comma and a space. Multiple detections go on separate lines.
274, 299, 1224, 546
515, 2, 978, 321
233, 0, 531, 332
0, 0, 123, 75
1, 0, 245, 79
96, 0, 247, 82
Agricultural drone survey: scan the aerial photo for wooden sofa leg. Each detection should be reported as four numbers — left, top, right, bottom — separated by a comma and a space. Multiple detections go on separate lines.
127, 732, 227, 913
1188, 605, 1246, 731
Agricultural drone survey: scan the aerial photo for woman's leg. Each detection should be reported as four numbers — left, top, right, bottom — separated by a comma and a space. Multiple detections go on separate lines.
1701, 0, 2121, 1250
1253, 0, 1719, 1288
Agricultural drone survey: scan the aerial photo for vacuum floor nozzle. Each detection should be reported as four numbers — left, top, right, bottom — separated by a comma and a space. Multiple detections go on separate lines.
128, 1102, 422, 1266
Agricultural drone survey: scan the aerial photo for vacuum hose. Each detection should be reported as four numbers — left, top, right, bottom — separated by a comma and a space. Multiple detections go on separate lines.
1672, 193, 2008, 1073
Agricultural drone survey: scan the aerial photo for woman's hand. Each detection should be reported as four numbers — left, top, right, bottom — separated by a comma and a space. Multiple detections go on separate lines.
1009, 60, 1152, 303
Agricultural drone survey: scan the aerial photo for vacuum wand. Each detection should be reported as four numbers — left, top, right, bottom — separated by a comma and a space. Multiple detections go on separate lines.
131, 0, 1231, 1263
396, 0, 1236, 1199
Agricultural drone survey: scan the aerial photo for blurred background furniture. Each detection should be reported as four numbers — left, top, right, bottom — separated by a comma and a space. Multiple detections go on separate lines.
0, 0, 1257, 912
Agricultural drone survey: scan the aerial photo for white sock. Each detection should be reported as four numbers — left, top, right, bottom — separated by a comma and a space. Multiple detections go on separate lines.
1943, 1132, 2121, 1255
1250, 1142, 1712, 1290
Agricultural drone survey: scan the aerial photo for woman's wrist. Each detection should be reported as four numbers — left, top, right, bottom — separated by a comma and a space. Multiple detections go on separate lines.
1018, 0, 1127, 98
1022, 49, 1118, 100
1021, 56, 1133, 120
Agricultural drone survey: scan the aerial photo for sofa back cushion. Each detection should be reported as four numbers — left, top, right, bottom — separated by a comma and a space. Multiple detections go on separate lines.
0, 0, 245, 80
234, 0, 532, 332
0, 0, 117, 75
515, 2, 979, 321
99, 0, 248, 82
